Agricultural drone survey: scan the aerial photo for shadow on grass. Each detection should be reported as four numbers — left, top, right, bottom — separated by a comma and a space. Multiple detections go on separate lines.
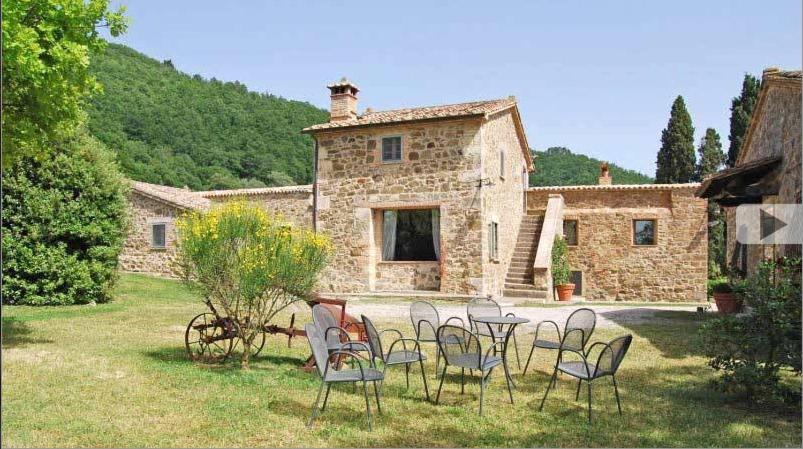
599, 308, 711, 359
143, 345, 306, 372
1, 317, 53, 348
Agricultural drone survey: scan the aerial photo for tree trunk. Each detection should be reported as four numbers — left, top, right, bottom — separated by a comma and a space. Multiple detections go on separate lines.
241, 336, 251, 370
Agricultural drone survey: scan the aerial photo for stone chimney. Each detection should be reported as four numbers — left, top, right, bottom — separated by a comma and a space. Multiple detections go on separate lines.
327, 77, 359, 122
598, 162, 612, 185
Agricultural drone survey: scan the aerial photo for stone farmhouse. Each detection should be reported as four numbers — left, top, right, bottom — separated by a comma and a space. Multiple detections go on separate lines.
698, 67, 802, 275
121, 78, 708, 302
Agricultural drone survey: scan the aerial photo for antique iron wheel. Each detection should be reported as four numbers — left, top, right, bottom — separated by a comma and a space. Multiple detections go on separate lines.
184, 313, 234, 362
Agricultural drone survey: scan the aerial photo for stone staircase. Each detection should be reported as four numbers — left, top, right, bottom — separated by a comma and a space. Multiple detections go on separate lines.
504, 214, 549, 299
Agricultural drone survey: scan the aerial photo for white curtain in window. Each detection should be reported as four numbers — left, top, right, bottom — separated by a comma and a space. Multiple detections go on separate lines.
431, 209, 441, 261
382, 210, 397, 261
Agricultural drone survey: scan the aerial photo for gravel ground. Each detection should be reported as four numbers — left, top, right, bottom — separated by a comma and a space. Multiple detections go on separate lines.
345, 301, 701, 333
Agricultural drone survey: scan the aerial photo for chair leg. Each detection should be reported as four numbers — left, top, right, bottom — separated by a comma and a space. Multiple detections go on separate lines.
612, 375, 622, 416
435, 364, 447, 404
435, 345, 440, 378
512, 330, 521, 370
460, 368, 465, 394
308, 380, 326, 427
587, 379, 593, 424
362, 380, 373, 431
405, 363, 410, 390
418, 357, 430, 401
539, 366, 558, 411
322, 383, 332, 411
575, 379, 582, 401
502, 361, 514, 404
479, 370, 486, 416
523, 345, 536, 375
373, 380, 382, 414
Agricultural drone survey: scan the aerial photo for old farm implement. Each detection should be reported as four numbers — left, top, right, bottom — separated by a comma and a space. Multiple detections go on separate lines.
184, 295, 365, 366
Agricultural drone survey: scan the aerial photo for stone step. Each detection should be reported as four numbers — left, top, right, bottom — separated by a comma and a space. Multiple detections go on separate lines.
504, 288, 548, 299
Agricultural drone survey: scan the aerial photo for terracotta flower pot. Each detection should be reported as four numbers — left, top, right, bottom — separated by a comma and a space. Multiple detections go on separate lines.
556, 283, 575, 301
713, 292, 742, 314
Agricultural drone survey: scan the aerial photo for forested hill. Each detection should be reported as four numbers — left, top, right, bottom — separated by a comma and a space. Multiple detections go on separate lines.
87, 43, 328, 190
529, 147, 653, 186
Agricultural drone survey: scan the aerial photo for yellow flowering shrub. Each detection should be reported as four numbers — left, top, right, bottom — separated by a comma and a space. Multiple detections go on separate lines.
176, 201, 332, 368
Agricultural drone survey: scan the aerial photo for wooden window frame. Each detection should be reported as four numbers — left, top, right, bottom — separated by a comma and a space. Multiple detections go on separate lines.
632, 219, 657, 246
381, 135, 403, 163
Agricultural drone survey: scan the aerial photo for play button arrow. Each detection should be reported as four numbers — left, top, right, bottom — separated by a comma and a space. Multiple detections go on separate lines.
760, 208, 787, 240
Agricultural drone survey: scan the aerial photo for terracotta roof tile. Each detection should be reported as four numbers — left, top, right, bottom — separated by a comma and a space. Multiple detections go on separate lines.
198, 185, 313, 198
130, 181, 211, 211
302, 97, 516, 132
528, 183, 700, 192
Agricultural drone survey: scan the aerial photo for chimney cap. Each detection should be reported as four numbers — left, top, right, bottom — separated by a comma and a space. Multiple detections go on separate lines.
327, 77, 359, 93
763, 66, 781, 75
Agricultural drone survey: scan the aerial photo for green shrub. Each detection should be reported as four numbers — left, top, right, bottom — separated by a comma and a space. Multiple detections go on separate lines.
551, 235, 571, 285
707, 277, 732, 296
1, 133, 129, 305
700, 257, 802, 403
176, 202, 333, 368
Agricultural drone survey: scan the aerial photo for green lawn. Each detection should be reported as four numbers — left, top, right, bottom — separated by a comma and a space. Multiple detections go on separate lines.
2, 274, 800, 447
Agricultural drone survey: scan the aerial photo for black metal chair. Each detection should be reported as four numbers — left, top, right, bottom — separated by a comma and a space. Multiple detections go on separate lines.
466, 297, 521, 369
539, 334, 633, 423
361, 315, 429, 401
409, 301, 465, 375
435, 324, 513, 415
305, 324, 383, 431
523, 307, 597, 376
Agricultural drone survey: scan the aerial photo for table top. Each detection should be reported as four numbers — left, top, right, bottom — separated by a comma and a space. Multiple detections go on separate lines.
472, 315, 530, 325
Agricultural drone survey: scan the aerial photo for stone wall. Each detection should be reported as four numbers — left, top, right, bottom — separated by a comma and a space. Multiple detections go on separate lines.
205, 191, 313, 228
725, 79, 802, 274
480, 109, 528, 296
313, 119, 487, 294
119, 192, 184, 277
527, 185, 707, 301
374, 262, 440, 291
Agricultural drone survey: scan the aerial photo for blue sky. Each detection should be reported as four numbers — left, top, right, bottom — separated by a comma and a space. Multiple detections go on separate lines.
106, 0, 801, 176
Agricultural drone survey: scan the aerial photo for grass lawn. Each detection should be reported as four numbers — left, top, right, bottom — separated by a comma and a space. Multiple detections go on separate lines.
2, 274, 800, 447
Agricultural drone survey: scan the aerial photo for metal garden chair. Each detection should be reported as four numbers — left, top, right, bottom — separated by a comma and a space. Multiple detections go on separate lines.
361, 315, 430, 401
466, 296, 521, 369
539, 334, 633, 423
312, 304, 368, 355
523, 307, 597, 376
305, 324, 383, 431
409, 301, 465, 375
434, 324, 513, 415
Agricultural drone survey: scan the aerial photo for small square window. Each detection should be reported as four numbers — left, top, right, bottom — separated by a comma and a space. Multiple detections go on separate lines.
633, 219, 656, 246
151, 223, 166, 248
563, 220, 578, 246
381, 136, 402, 162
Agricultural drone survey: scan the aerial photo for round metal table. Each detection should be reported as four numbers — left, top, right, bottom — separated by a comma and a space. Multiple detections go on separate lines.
471, 315, 530, 392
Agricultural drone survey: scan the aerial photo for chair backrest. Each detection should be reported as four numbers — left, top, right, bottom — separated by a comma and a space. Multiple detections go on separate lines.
564, 307, 597, 348
467, 297, 500, 330
436, 324, 481, 367
312, 304, 340, 348
410, 301, 439, 341
361, 315, 384, 362
305, 323, 330, 377
595, 334, 633, 376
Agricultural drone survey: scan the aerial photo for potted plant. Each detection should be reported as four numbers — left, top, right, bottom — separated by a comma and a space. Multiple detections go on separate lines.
552, 235, 574, 301
709, 278, 742, 314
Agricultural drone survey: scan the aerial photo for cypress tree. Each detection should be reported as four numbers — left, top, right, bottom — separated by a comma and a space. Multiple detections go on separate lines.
696, 128, 725, 181
656, 95, 696, 183
727, 74, 761, 167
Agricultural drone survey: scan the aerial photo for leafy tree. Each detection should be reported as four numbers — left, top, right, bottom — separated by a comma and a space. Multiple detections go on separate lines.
2, 132, 129, 305
87, 44, 328, 189
727, 74, 761, 167
1, 0, 128, 168
696, 128, 726, 181
655, 96, 696, 183
529, 147, 653, 186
